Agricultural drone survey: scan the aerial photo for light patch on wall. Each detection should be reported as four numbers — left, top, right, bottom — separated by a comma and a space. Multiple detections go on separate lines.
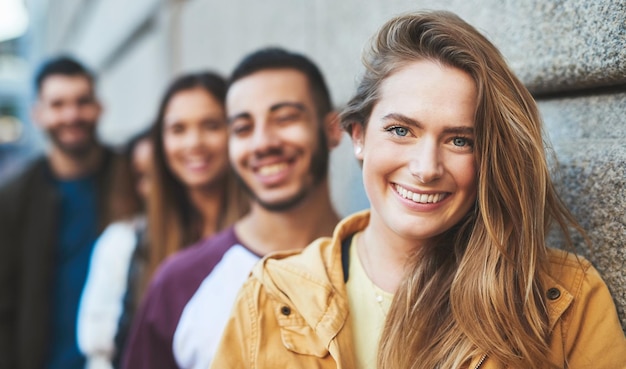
0, 0, 29, 42
0, 115, 23, 144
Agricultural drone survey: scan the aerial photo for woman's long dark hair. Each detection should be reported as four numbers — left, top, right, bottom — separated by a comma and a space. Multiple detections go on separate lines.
146, 72, 249, 281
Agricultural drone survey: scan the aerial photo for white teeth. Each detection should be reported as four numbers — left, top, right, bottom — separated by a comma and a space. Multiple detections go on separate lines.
258, 163, 288, 176
395, 184, 446, 204
186, 158, 209, 168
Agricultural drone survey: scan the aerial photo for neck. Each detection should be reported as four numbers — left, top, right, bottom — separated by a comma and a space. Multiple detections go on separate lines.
48, 145, 104, 180
358, 219, 420, 294
235, 179, 340, 256
188, 184, 225, 239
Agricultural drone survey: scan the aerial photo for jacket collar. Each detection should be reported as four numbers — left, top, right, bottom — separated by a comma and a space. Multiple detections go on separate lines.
250, 211, 370, 364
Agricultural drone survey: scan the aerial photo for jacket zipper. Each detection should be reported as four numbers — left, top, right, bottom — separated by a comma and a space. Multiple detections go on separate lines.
473, 354, 487, 369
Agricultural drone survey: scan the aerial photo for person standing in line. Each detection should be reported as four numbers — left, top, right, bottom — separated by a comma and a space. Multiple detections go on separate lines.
0, 56, 139, 369
77, 128, 154, 369
210, 11, 626, 369
121, 47, 342, 369
145, 72, 249, 283
78, 71, 250, 369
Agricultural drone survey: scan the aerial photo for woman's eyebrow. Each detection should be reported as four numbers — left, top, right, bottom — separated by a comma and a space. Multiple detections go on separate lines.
382, 113, 474, 134
382, 113, 422, 128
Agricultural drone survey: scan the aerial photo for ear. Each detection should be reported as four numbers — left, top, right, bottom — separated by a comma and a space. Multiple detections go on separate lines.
322, 111, 342, 149
350, 122, 365, 161
94, 99, 104, 118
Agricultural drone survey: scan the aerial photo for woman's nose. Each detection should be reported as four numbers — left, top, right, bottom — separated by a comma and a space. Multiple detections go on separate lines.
408, 140, 444, 183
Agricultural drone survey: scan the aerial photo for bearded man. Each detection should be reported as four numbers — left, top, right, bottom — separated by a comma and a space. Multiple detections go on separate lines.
122, 47, 342, 369
0, 56, 136, 369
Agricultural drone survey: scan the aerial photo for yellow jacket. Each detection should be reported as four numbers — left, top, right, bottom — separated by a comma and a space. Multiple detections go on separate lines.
211, 211, 626, 369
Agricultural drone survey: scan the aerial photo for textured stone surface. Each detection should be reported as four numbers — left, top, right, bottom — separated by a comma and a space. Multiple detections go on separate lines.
540, 92, 626, 140
478, 0, 626, 94
546, 141, 626, 330
540, 92, 626, 330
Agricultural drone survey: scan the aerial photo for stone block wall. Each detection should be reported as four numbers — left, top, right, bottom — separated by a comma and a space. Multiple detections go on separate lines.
476, 0, 626, 330
540, 91, 626, 329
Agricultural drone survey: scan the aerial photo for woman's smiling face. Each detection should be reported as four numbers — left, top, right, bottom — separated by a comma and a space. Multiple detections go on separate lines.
162, 88, 229, 190
352, 60, 478, 246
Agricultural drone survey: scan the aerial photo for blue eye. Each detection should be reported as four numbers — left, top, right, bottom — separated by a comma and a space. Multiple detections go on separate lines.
452, 137, 468, 146
392, 127, 408, 136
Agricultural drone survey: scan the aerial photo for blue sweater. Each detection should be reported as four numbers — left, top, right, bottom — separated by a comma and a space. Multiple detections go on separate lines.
48, 176, 98, 369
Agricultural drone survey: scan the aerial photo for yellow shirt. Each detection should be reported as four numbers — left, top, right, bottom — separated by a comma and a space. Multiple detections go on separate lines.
346, 232, 394, 369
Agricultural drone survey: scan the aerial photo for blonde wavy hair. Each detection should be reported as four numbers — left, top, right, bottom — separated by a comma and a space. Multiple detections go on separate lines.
340, 11, 586, 369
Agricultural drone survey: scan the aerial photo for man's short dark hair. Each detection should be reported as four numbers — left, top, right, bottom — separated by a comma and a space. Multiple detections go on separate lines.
34, 55, 95, 94
229, 47, 333, 118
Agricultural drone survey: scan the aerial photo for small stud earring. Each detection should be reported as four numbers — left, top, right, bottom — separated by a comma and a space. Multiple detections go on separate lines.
355, 146, 362, 155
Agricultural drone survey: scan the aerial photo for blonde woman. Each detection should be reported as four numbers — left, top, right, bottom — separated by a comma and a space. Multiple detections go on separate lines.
210, 11, 626, 369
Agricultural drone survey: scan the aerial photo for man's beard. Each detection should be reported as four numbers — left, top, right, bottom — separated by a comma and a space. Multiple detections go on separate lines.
48, 121, 99, 158
234, 126, 329, 212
